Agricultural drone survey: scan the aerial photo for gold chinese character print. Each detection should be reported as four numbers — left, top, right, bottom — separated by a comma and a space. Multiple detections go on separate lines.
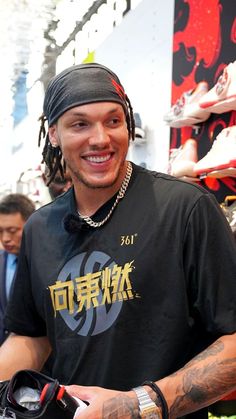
49, 260, 135, 316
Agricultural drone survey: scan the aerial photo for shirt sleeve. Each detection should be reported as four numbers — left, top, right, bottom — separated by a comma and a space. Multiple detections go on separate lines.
5, 232, 47, 337
183, 193, 236, 335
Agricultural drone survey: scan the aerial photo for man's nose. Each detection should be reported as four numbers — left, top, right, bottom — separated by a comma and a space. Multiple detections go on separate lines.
89, 123, 110, 146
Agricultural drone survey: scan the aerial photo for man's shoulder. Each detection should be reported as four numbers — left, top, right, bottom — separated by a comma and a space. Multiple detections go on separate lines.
135, 164, 209, 199
35, 187, 74, 215
25, 188, 74, 233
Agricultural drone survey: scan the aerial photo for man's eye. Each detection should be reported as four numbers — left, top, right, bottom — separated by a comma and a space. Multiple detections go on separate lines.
109, 117, 120, 125
0, 228, 18, 235
8, 228, 18, 234
73, 121, 87, 128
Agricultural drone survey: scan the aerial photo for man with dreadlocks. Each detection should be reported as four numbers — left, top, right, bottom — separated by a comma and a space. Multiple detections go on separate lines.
0, 63, 236, 419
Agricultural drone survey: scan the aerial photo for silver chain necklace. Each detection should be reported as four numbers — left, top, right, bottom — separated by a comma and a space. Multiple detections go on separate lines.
78, 161, 133, 228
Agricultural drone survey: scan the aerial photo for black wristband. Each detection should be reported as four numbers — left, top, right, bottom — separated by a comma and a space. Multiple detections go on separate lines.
142, 380, 169, 419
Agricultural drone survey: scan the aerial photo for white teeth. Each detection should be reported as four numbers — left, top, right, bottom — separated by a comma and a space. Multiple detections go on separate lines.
86, 155, 110, 163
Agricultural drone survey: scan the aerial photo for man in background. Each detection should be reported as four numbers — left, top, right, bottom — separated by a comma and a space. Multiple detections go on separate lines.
0, 193, 35, 344
42, 165, 72, 201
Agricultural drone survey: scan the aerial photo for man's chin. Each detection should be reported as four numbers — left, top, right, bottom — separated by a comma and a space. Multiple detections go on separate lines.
77, 173, 119, 190
82, 180, 116, 190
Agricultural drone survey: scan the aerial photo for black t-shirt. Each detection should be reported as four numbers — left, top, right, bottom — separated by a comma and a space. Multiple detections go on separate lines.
5, 164, 236, 418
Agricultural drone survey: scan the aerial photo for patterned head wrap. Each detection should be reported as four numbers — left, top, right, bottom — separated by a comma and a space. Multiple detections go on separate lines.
43, 62, 129, 126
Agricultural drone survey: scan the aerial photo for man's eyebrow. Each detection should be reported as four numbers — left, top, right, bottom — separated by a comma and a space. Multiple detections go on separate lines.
67, 106, 122, 117
106, 106, 123, 114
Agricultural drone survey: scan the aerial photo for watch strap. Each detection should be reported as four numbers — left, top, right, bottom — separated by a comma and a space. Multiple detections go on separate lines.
132, 386, 161, 418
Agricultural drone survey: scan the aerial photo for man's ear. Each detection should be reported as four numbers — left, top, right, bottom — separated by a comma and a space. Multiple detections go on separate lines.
48, 125, 59, 147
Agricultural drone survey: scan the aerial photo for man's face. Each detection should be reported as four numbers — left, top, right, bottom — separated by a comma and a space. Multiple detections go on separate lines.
0, 212, 25, 255
48, 102, 129, 191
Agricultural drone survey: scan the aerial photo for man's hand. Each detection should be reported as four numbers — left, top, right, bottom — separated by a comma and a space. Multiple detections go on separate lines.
66, 385, 139, 419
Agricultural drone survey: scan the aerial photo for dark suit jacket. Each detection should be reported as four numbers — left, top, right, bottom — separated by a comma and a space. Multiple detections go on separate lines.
0, 250, 9, 344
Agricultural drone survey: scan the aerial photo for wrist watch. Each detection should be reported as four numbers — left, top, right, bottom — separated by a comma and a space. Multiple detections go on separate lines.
132, 386, 161, 418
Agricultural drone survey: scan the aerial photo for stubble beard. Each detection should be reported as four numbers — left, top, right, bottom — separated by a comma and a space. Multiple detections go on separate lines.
67, 159, 126, 190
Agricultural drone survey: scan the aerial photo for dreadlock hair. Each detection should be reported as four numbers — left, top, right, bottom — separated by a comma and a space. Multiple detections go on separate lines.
126, 94, 136, 142
38, 96, 135, 186
38, 114, 65, 186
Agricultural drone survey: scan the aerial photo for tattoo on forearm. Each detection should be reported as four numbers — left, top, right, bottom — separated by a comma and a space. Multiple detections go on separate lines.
169, 339, 236, 417
102, 394, 140, 418
186, 340, 224, 366
170, 340, 225, 379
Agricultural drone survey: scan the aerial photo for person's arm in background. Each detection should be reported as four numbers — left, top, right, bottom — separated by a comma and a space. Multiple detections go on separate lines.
66, 334, 236, 418
0, 333, 51, 380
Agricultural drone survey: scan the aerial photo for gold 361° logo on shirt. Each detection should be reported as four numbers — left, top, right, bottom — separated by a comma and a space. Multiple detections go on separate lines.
120, 234, 138, 246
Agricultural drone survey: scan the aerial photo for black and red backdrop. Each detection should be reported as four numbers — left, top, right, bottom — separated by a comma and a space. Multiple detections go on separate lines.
171, 0, 236, 202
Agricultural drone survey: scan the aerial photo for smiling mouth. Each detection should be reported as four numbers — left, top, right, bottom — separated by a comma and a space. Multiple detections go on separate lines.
85, 154, 111, 163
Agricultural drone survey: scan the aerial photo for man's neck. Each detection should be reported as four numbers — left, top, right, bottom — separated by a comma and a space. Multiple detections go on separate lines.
74, 184, 120, 217
73, 163, 129, 217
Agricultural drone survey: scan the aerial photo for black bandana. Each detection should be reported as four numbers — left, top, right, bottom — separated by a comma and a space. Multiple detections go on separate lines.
43, 63, 128, 126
